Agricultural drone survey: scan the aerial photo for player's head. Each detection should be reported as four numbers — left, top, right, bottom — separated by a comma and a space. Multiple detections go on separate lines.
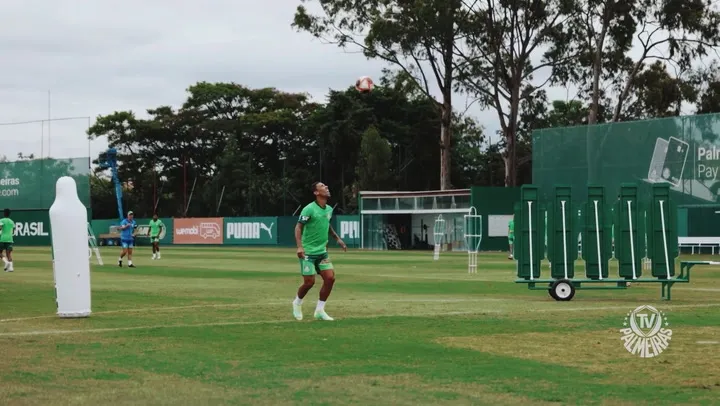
312, 181, 330, 199
127, 210, 134, 220
3, 208, 9, 217
152, 213, 158, 220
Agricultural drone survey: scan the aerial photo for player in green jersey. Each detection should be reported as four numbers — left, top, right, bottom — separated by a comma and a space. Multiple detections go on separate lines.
0, 208, 15, 272
293, 181, 347, 321
508, 215, 514, 259
149, 214, 165, 260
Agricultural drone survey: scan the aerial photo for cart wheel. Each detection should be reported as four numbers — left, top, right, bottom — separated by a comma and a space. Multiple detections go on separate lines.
548, 282, 558, 300
551, 279, 575, 301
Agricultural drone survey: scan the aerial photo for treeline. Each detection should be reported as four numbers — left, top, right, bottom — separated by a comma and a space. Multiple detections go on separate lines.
87, 80, 500, 218
87, 0, 720, 218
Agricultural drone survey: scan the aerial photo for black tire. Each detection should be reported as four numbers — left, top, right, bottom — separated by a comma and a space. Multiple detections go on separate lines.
551, 279, 576, 301
548, 282, 558, 300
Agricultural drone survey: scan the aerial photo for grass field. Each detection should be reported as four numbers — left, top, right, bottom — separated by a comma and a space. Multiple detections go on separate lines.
1, 246, 719, 405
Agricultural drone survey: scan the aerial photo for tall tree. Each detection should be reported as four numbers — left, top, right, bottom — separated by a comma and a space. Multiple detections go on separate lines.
622, 61, 697, 119
559, 0, 720, 123
88, 83, 319, 217
454, 0, 575, 186
693, 59, 720, 114
292, 0, 465, 189
87, 79, 486, 218
356, 126, 392, 190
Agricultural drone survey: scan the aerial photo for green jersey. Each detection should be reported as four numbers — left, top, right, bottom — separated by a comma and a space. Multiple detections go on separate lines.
0, 218, 14, 243
149, 219, 164, 237
508, 218, 514, 236
298, 201, 333, 255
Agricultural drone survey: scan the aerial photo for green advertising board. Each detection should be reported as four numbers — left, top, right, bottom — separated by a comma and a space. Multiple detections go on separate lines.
334, 215, 360, 248
91, 217, 174, 246
533, 113, 720, 206
11, 210, 52, 246
7, 208, 90, 246
224, 217, 278, 245
0, 157, 91, 209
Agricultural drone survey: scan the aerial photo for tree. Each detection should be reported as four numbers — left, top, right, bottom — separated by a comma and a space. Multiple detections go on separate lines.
292, 0, 465, 190
559, 0, 720, 123
356, 126, 392, 190
621, 61, 697, 119
301, 79, 484, 208
454, 0, 576, 186
89, 174, 119, 219
450, 113, 487, 186
693, 59, 720, 114
88, 83, 320, 217
87, 79, 486, 218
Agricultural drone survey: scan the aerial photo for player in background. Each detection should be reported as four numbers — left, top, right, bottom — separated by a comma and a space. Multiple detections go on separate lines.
118, 210, 137, 268
293, 181, 347, 321
0, 208, 15, 272
508, 215, 514, 259
149, 214, 164, 260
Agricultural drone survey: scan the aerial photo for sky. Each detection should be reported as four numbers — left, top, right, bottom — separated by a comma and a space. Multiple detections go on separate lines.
0, 0, 674, 164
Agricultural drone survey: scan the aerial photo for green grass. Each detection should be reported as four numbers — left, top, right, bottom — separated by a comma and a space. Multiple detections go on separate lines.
1, 246, 719, 405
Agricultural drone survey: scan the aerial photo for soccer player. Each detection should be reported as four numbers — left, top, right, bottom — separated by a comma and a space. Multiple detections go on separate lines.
508, 215, 514, 259
0, 208, 15, 272
293, 181, 347, 321
118, 210, 137, 268
149, 214, 164, 260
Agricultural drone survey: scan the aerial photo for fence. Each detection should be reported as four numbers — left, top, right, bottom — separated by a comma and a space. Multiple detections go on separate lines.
88, 215, 361, 248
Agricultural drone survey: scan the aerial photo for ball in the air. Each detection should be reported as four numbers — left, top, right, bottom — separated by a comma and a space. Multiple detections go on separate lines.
355, 76, 374, 93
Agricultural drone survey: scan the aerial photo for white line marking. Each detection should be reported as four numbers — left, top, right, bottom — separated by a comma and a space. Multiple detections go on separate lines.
675, 288, 720, 292
2, 303, 720, 337
0, 310, 502, 337
0, 298, 506, 323
379, 274, 499, 281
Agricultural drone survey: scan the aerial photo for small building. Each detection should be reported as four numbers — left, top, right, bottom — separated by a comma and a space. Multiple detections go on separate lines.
358, 187, 519, 252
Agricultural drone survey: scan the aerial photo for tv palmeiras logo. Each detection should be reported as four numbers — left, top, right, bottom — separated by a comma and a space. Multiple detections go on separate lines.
620, 305, 672, 358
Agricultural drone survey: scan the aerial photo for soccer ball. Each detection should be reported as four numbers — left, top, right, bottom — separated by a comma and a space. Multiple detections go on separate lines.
355, 76, 374, 93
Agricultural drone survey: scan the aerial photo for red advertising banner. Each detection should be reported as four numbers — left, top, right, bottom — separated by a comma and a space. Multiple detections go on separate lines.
173, 218, 223, 244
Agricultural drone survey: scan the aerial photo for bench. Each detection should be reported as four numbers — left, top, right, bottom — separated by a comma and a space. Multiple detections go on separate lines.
678, 237, 720, 255
98, 233, 120, 246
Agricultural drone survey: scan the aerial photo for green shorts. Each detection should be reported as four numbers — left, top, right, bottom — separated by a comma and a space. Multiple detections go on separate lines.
150, 236, 160, 243
508, 234, 514, 243
0, 242, 13, 252
299, 253, 334, 276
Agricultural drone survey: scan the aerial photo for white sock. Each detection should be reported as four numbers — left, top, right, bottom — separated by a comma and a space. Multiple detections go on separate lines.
129, 260, 133, 265
118, 257, 122, 262
293, 296, 303, 306
316, 300, 326, 311
2, 257, 7, 264
8, 261, 12, 270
